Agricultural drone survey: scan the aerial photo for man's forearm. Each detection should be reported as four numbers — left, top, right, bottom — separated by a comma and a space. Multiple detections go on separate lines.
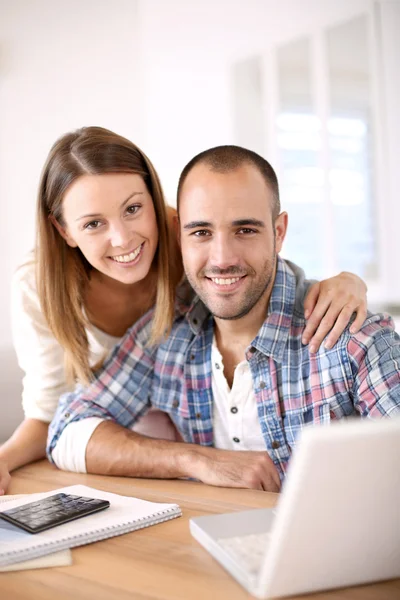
85, 421, 281, 492
85, 420, 202, 479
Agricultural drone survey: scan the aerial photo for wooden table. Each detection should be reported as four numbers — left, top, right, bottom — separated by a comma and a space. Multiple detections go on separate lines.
1, 460, 399, 600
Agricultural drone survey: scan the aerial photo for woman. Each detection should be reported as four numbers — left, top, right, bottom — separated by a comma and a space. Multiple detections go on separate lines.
0, 126, 367, 494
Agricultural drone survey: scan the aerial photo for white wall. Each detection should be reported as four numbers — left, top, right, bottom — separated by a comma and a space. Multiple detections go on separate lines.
375, 0, 400, 303
0, 0, 143, 440
137, 0, 373, 200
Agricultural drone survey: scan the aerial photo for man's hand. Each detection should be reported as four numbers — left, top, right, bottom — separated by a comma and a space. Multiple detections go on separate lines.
0, 460, 11, 495
193, 447, 281, 492
303, 272, 368, 353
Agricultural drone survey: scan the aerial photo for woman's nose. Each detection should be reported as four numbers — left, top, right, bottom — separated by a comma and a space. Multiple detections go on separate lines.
109, 222, 131, 248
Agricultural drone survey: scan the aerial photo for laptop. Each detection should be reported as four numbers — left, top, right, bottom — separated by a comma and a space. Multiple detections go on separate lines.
190, 418, 400, 598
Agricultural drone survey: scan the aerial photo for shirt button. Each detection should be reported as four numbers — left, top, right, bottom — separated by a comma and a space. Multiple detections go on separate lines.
230, 407, 238, 414
233, 437, 240, 443
259, 381, 266, 389
215, 363, 220, 369
172, 400, 179, 409
271, 440, 280, 450
190, 354, 195, 361
249, 346, 257, 353
193, 318, 198, 326
64, 412, 70, 418
195, 412, 201, 419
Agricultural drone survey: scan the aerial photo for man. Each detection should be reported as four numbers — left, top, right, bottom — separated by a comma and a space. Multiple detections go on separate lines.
48, 146, 400, 492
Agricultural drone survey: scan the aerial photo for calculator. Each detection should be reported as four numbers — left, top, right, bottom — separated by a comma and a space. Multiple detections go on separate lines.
0, 493, 110, 534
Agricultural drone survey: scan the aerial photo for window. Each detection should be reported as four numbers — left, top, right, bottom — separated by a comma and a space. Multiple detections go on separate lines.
277, 16, 376, 281
233, 13, 379, 286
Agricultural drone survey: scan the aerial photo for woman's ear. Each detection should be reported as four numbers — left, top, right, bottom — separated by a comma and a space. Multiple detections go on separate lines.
49, 214, 78, 248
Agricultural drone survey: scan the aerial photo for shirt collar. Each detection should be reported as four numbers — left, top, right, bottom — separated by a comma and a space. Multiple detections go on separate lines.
185, 294, 211, 334
252, 256, 296, 362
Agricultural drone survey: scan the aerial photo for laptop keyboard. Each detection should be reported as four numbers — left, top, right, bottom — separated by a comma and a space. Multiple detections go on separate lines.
217, 532, 271, 575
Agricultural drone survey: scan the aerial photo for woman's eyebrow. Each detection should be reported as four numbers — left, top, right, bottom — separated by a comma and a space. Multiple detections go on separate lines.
120, 191, 144, 209
76, 191, 144, 221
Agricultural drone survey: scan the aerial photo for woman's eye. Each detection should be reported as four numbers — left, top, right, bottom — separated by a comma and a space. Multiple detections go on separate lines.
126, 204, 141, 215
84, 220, 102, 230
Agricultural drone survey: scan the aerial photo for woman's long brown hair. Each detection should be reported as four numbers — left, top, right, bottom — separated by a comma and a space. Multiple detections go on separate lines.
36, 126, 179, 384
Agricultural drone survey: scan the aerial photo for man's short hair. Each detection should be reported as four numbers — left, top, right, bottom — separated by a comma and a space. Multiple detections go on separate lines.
177, 145, 280, 219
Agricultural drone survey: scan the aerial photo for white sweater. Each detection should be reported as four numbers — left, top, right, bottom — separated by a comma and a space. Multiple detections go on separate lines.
11, 253, 178, 449
11, 253, 121, 423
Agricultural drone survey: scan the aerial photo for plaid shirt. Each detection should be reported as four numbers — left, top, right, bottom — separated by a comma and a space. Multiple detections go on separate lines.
48, 258, 400, 477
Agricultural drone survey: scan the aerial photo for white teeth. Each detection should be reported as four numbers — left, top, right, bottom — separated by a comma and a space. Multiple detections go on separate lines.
111, 245, 142, 263
211, 277, 241, 286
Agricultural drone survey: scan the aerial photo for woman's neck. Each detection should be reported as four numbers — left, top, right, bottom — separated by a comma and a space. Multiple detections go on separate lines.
84, 267, 157, 338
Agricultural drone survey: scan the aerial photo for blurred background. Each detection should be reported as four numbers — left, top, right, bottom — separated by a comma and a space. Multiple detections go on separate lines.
0, 0, 399, 440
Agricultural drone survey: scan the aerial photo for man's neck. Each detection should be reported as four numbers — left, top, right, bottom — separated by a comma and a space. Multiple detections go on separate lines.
213, 282, 274, 388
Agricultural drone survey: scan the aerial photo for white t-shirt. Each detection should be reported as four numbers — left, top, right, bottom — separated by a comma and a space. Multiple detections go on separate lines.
11, 253, 120, 423
211, 340, 265, 452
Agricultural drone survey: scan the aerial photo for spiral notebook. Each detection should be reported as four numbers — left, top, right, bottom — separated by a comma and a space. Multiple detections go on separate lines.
0, 484, 181, 568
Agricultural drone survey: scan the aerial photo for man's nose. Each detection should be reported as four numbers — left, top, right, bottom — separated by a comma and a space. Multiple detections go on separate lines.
109, 222, 131, 248
209, 235, 239, 270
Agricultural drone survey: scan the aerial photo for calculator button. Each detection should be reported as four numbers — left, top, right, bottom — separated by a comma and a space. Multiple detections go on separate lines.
25, 501, 42, 509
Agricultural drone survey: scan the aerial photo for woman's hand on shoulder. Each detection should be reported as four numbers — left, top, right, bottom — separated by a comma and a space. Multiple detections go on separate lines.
0, 459, 11, 495
303, 272, 367, 353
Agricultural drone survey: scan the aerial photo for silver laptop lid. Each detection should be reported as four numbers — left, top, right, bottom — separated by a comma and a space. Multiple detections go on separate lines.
257, 418, 400, 598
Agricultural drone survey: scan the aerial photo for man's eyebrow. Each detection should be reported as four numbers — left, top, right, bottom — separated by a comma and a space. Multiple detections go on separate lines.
232, 218, 265, 228
75, 191, 144, 221
183, 221, 212, 230
183, 218, 266, 230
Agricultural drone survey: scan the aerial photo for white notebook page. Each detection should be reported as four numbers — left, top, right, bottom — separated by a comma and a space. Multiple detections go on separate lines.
0, 484, 181, 567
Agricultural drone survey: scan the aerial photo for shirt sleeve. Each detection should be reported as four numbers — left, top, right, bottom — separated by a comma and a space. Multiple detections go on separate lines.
11, 258, 71, 422
348, 313, 400, 416
283, 259, 315, 311
47, 310, 157, 463
51, 417, 104, 472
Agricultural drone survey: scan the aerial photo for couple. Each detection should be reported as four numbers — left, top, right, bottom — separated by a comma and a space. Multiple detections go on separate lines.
2, 127, 399, 493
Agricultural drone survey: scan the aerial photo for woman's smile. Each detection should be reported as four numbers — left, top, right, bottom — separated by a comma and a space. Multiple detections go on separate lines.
108, 242, 145, 265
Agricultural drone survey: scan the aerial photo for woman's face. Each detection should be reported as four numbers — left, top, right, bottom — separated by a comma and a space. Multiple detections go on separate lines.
56, 172, 159, 285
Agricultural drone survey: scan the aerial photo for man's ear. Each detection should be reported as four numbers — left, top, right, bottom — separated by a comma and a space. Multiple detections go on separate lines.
173, 214, 181, 247
49, 214, 78, 248
274, 212, 288, 254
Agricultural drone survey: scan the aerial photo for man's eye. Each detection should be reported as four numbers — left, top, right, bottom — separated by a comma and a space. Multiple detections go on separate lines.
84, 220, 102, 230
193, 230, 210, 237
126, 204, 141, 215
238, 228, 257, 234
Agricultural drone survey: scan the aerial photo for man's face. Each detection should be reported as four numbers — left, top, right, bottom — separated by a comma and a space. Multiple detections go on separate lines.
179, 163, 287, 320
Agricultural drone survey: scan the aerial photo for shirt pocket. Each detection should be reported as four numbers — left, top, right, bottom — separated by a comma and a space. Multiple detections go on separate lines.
282, 402, 332, 449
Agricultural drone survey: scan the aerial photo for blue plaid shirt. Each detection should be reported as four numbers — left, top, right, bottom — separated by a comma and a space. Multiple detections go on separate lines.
48, 258, 400, 477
